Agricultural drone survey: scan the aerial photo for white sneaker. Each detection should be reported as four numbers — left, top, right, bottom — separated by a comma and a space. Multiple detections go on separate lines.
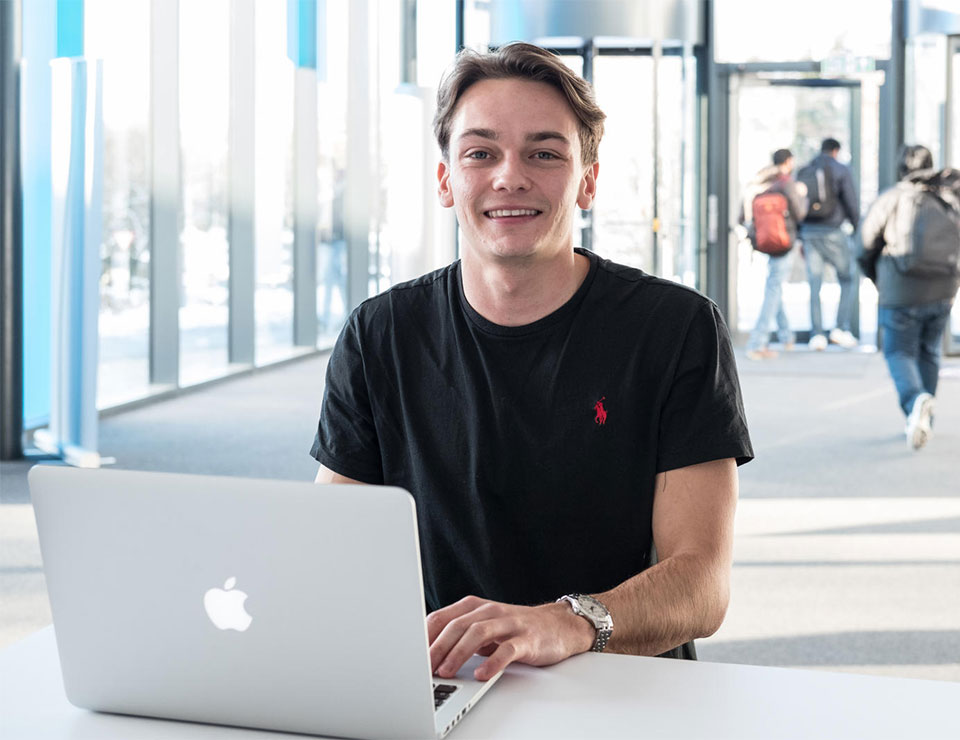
829, 328, 858, 349
808, 334, 828, 351
905, 393, 935, 451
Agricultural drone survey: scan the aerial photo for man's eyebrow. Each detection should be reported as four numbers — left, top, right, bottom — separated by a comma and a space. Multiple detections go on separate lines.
526, 131, 570, 145
456, 129, 571, 145
459, 128, 498, 141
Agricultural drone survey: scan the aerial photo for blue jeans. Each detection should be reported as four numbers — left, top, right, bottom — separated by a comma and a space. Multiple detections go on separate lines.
802, 226, 857, 335
747, 251, 794, 350
878, 300, 953, 417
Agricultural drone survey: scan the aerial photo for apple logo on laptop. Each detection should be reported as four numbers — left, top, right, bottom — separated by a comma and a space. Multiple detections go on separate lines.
203, 577, 253, 631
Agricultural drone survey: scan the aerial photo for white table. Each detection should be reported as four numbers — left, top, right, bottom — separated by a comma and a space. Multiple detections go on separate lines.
2, 627, 958, 739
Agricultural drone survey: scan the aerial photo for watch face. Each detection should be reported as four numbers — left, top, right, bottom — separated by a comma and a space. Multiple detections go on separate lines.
580, 596, 608, 620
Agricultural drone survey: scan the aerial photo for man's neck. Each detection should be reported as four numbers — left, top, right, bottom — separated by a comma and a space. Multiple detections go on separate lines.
460, 248, 590, 327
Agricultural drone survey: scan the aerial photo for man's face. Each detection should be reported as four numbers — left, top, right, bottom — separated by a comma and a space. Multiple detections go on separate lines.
437, 78, 598, 264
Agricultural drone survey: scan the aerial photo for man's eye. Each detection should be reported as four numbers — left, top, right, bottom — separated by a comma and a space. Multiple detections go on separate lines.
535, 151, 558, 160
468, 151, 490, 160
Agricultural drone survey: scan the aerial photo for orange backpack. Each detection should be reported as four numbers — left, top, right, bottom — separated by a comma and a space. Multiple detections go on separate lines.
751, 190, 792, 255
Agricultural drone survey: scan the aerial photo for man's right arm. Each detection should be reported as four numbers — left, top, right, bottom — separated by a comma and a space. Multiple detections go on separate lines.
856, 189, 896, 283
314, 465, 365, 485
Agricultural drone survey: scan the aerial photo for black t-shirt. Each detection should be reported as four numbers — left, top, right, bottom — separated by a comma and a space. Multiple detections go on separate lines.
311, 248, 753, 613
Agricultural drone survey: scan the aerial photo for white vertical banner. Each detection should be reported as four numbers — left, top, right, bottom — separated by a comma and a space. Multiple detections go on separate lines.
294, 65, 318, 346
38, 57, 103, 468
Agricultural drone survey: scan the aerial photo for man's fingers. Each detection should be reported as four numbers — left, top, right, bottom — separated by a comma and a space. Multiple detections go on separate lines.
434, 617, 519, 678
426, 595, 484, 643
426, 597, 580, 680
474, 640, 520, 681
428, 600, 509, 671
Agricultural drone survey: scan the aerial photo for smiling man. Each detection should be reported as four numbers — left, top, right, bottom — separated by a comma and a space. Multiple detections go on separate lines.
311, 43, 753, 681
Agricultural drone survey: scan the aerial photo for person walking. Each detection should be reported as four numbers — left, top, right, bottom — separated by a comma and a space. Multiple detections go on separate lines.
798, 138, 861, 350
742, 149, 809, 360
858, 145, 960, 450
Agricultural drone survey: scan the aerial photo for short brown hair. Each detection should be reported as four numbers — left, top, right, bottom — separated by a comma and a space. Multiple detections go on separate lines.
433, 42, 606, 166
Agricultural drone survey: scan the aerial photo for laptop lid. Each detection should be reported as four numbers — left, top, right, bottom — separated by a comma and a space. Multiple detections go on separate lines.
29, 466, 441, 739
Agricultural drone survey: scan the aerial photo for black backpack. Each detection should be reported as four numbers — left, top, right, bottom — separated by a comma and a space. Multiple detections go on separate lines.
797, 157, 838, 222
885, 184, 960, 278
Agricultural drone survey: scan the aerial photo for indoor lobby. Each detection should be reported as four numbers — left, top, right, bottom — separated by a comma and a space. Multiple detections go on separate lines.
2, 1, 959, 738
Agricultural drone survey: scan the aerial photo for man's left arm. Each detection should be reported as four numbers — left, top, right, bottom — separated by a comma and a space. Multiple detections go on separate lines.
839, 165, 861, 230
594, 457, 737, 655
427, 456, 738, 680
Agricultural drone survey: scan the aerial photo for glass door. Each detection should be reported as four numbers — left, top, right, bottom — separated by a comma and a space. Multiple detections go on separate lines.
729, 74, 881, 347
946, 36, 960, 354
591, 49, 698, 287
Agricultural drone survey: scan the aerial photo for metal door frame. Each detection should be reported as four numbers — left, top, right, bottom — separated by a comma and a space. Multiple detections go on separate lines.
726, 71, 863, 343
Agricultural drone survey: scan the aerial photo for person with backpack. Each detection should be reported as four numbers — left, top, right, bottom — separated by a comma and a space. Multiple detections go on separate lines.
741, 149, 809, 360
858, 145, 960, 451
797, 138, 861, 350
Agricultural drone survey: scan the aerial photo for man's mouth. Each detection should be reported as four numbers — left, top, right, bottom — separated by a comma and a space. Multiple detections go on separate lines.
484, 208, 542, 218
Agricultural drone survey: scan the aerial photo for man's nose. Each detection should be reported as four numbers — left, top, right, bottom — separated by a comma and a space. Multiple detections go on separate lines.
492, 153, 532, 192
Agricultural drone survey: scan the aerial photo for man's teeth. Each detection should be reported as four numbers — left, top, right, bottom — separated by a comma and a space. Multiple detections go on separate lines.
487, 209, 539, 218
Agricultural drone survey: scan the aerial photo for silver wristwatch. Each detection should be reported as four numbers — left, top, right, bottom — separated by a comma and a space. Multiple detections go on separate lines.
556, 593, 613, 652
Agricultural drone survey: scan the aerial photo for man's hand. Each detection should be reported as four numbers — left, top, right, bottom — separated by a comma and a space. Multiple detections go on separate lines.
427, 596, 596, 681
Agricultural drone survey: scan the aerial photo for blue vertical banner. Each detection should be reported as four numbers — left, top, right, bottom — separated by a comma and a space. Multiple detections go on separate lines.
35, 57, 102, 467
22, 0, 83, 432
56, 0, 84, 57
287, 0, 317, 69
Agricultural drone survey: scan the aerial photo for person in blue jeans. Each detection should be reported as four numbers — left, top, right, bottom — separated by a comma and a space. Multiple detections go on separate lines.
859, 145, 960, 450
799, 138, 861, 351
742, 149, 809, 360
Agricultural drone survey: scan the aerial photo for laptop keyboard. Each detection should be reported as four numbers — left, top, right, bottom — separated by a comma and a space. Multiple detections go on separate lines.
433, 683, 459, 710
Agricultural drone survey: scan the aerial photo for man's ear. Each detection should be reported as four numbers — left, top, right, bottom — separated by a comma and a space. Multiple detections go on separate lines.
437, 160, 454, 208
576, 162, 599, 210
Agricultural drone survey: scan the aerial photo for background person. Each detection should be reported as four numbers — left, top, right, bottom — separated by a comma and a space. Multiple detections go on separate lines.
741, 149, 809, 360
311, 42, 753, 681
798, 138, 861, 350
858, 144, 960, 450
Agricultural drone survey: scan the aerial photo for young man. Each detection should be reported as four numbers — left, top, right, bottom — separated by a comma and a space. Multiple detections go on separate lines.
742, 149, 809, 360
799, 138, 861, 350
858, 145, 960, 450
312, 43, 753, 681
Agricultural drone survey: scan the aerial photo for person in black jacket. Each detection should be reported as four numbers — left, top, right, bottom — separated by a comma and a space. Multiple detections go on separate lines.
800, 138, 861, 350
858, 145, 960, 450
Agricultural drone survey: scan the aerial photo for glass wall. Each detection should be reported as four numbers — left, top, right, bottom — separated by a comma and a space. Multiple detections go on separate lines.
85, 0, 151, 408
948, 37, 960, 348
179, 0, 231, 386
316, 1, 349, 348
592, 55, 655, 270
656, 54, 698, 287
19, 1, 464, 433
952, 39, 960, 169
254, 0, 296, 365
591, 50, 697, 284
906, 34, 947, 167
714, 0, 892, 64
373, 1, 403, 293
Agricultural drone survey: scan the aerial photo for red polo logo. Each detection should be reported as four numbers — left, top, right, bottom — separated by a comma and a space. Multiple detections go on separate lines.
594, 397, 607, 425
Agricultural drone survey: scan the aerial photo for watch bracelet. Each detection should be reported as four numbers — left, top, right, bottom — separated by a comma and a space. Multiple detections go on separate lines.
557, 593, 613, 652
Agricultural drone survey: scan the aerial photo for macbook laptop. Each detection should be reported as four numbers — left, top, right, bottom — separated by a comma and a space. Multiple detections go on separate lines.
29, 466, 503, 739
